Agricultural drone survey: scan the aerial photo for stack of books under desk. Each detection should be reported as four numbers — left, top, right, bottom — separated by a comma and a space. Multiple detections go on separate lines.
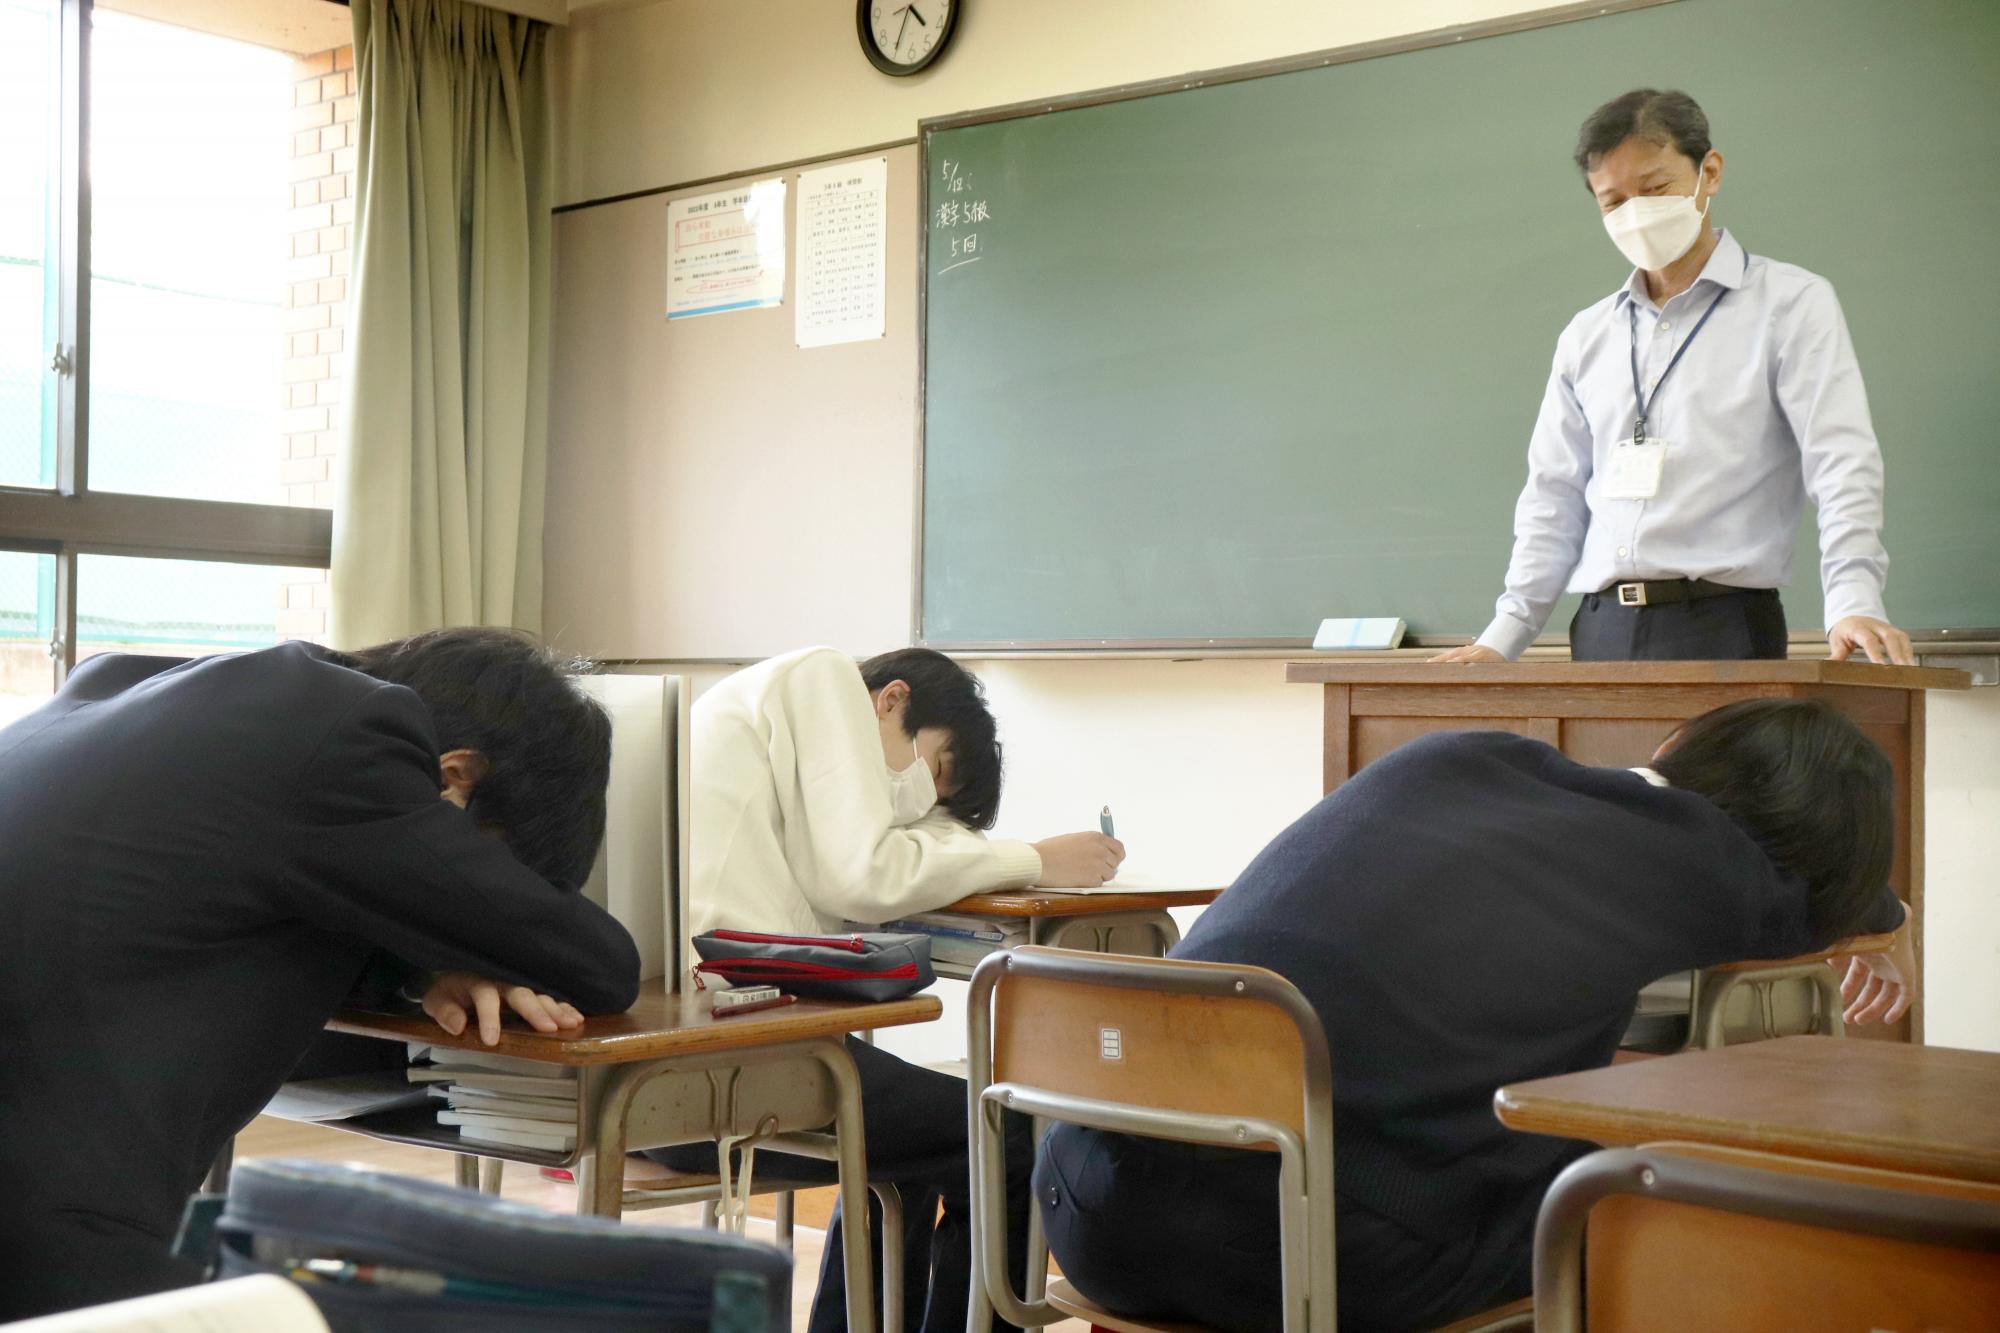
406, 1044, 579, 1154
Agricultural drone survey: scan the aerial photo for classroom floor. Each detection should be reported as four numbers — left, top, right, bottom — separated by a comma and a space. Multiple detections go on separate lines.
234, 1116, 1087, 1331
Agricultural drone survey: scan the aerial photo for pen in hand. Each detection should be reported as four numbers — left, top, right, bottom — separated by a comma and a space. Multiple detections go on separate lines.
1100, 805, 1115, 838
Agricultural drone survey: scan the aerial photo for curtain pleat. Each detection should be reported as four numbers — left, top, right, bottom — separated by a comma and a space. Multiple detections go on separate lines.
332, 0, 553, 647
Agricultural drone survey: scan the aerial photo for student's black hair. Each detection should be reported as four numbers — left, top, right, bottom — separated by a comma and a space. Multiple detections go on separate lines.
1575, 88, 1712, 181
335, 627, 613, 891
1653, 698, 1894, 943
860, 647, 1003, 832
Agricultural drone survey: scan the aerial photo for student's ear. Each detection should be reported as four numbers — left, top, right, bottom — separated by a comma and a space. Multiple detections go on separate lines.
1651, 727, 1684, 764
872, 680, 911, 720
439, 749, 491, 809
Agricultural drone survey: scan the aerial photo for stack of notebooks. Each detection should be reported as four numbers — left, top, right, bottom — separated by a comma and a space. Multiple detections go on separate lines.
863, 911, 1030, 968
405, 1044, 578, 1154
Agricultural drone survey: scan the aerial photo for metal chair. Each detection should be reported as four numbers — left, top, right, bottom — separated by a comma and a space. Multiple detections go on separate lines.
1534, 1142, 2000, 1330
966, 946, 1533, 1333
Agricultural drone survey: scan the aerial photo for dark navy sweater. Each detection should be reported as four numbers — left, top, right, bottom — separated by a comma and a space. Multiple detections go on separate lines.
1168, 730, 1900, 1239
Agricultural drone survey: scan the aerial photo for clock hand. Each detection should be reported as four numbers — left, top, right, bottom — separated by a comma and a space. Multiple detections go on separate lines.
908, 5, 927, 25
894, 7, 910, 53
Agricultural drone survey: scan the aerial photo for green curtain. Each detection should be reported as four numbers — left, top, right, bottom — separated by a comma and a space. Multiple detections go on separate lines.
333, 0, 553, 647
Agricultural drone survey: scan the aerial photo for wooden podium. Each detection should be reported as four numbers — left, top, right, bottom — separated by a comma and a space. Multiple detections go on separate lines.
1284, 661, 1971, 1042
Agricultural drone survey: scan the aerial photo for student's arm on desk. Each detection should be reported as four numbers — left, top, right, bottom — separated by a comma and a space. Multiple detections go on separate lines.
283, 685, 643, 1030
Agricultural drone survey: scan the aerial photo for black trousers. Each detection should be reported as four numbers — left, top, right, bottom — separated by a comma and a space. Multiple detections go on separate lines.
0, 1202, 203, 1320
648, 1037, 1032, 1333
1568, 586, 1787, 661
1035, 1126, 1536, 1333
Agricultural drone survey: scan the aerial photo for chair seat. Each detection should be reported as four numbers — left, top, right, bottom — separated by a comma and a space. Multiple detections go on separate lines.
619, 1165, 826, 1213
1044, 1276, 1212, 1333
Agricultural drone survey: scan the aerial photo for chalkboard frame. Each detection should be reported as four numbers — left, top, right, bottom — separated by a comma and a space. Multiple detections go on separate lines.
911, 0, 1681, 651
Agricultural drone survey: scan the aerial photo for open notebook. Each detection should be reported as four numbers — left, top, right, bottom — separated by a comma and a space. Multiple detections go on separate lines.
11, 1276, 328, 1332
1032, 869, 1226, 896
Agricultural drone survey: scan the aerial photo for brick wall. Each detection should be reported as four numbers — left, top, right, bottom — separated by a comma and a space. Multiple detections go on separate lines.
280, 44, 356, 643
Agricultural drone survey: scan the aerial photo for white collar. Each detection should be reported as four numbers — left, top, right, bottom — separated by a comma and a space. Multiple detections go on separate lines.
1629, 766, 1671, 788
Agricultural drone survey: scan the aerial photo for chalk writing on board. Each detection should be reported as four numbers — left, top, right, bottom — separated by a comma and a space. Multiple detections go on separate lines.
933, 158, 991, 276
665, 179, 786, 320
796, 158, 889, 348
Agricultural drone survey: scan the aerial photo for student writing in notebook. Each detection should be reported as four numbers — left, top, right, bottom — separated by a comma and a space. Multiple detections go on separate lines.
649, 646, 1124, 1333
0, 629, 641, 1320
1035, 699, 1912, 1331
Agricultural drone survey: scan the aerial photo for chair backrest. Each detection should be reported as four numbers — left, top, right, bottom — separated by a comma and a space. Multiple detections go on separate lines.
967, 946, 1335, 1330
573, 673, 692, 983
1535, 1142, 2000, 1332
989, 955, 1314, 1141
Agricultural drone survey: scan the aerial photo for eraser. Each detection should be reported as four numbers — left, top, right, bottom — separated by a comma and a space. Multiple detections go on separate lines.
1313, 617, 1407, 651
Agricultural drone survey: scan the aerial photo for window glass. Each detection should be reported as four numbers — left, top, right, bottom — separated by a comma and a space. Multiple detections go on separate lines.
0, 0, 58, 489
86, 10, 293, 504
77, 553, 324, 662
0, 548, 56, 727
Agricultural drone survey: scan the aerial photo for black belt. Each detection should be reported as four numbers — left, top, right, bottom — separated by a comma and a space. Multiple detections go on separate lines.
1598, 578, 1771, 608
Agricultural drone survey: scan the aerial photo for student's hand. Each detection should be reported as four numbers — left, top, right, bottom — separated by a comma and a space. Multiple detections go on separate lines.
1427, 644, 1505, 664
1032, 832, 1127, 888
1827, 616, 1916, 667
421, 971, 586, 1046
1838, 925, 1917, 1026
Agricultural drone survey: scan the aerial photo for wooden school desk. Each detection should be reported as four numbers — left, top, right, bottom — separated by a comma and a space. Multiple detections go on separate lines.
933, 887, 1223, 979
1494, 1035, 2000, 1185
1285, 660, 1970, 1042
322, 979, 942, 1333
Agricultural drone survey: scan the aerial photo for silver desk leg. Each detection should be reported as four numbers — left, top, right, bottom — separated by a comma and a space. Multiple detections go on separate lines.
203, 1139, 235, 1195
812, 1038, 880, 1333
775, 1190, 796, 1248
871, 1183, 904, 1333
479, 1157, 504, 1195
453, 1154, 480, 1190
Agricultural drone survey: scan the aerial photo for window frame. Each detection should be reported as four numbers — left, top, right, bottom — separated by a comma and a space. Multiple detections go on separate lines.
0, 0, 333, 688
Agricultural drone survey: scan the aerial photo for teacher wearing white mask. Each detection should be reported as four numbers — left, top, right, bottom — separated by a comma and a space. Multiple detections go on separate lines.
1434, 89, 1914, 666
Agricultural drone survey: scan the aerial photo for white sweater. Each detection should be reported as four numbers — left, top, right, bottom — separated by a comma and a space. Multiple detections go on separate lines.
689, 647, 1044, 936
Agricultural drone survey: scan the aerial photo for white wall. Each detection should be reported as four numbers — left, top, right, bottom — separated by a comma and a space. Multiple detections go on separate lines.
563, 0, 2000, 1056
1919, 689, 2000, 1053
560, 0, 1564, 206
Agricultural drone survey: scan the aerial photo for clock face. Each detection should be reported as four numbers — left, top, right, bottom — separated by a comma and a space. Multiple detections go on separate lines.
858, 0, 957, 77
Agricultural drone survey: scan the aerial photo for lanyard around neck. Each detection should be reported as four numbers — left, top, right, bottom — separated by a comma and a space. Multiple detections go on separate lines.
1628, 287, 1729, 444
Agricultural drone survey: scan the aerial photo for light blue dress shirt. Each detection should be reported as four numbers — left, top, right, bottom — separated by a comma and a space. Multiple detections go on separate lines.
1477, 229, 1891, 660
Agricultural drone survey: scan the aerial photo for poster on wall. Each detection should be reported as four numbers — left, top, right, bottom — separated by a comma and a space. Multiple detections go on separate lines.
665, 179, 786, 320
795, 157, 888, 348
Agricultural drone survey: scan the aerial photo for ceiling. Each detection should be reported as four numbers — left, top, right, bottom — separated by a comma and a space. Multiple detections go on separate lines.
97, 0, 352, 53
96, 0, 582, 55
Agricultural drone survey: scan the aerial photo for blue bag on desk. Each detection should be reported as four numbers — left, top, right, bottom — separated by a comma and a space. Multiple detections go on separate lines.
691, 929, 935, 1000
204, 1158, 788, 1332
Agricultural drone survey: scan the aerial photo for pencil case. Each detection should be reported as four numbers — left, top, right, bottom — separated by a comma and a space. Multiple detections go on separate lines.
201, 1158, 788, 1332
691, 929, 936, 1001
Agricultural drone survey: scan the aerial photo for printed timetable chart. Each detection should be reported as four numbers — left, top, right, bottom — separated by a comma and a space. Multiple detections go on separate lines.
796, 158, 888, 348
665, 179, 786, 320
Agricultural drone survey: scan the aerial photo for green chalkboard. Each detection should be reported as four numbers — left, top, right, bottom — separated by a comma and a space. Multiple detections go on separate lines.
919, 0, 2000, 647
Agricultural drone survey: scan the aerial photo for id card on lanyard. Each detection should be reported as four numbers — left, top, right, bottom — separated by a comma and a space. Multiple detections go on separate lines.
1604, 288, 1729, 501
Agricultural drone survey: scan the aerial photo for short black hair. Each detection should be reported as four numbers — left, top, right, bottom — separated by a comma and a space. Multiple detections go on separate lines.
336, 627, 613, 891
1575, 88, 1711, 179
1654, 699, 1894, 944
860, 648, 1003, 831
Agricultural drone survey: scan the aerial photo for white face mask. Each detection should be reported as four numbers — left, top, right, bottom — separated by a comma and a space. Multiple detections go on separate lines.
1602, 173, 1711, 271
886, 755, 938, 826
